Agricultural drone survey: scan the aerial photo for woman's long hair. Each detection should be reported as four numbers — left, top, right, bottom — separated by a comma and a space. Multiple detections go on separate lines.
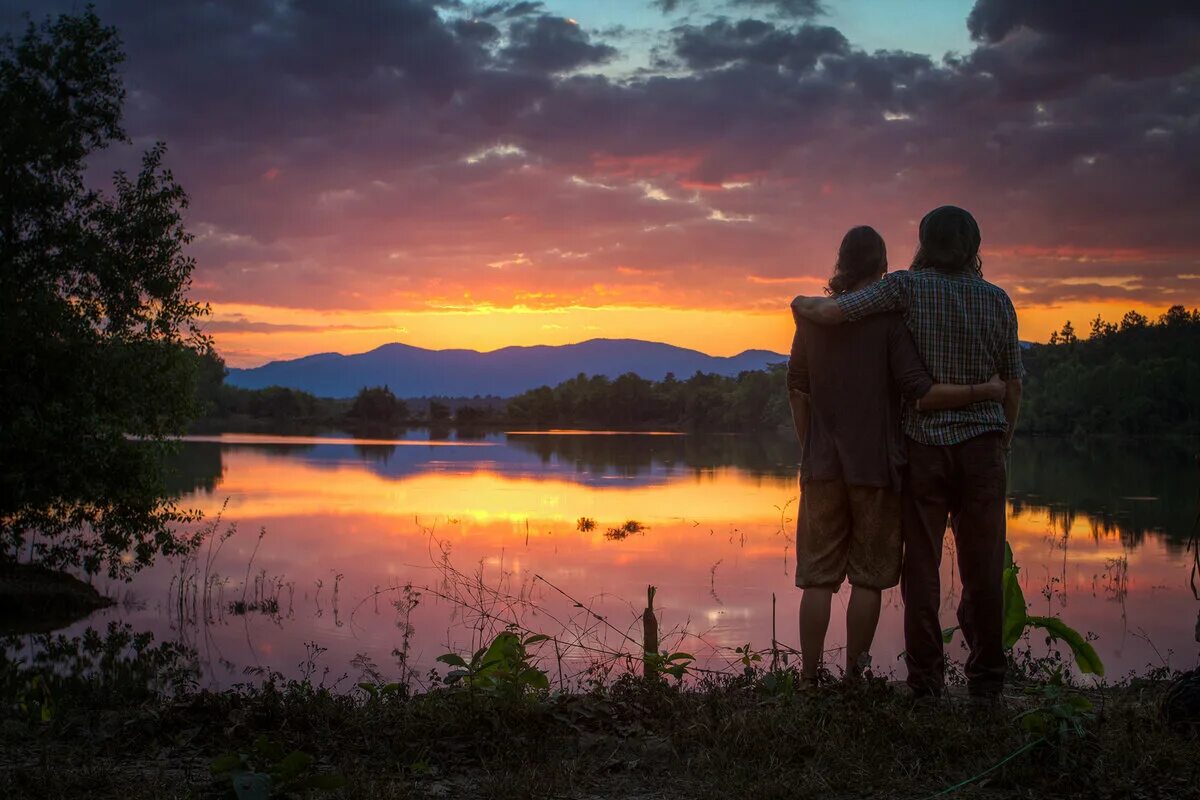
827, 226, 887, 296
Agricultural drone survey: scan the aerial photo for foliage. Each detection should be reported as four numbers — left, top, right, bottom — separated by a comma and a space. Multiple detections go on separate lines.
1021, 306, 1200, 435
0, 9, 210, 576
453, 404, 496, 425
944, 543, 1104, 676
1015, 671, 1096, 741
5, 656, 1196, 800
643, 650, 695, 681
347, 385, 408, 425
436, 630, 551, 697
210, 735, 345, 799
506, 366, 790, 431
0, 623, 199, 717
603, 519, 647, 540
428, 400, 452, 422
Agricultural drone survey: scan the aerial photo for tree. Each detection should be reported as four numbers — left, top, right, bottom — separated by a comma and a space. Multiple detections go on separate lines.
428, 400, 451, 423
347, 386, 408, 424
1120, 310, 1148, 331
1, 11, 210, 577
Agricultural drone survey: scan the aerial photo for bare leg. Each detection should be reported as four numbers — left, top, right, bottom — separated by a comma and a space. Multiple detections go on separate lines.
845, 586, 882, 677
799, 587, 833, 682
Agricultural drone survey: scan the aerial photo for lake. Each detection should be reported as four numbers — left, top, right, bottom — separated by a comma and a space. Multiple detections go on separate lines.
64, 432, 1200, 688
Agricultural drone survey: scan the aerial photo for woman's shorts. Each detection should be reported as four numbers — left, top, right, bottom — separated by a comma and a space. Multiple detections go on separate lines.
795, 479, 902, 591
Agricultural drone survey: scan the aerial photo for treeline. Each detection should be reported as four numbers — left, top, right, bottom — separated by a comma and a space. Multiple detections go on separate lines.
1020, 305, 1200, 435
195, 305, 1200, 436
191, 352, 505, 430
505, 367, 790, 430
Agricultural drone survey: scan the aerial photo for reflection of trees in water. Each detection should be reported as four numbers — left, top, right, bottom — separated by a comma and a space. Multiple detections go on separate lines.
161, 441, 225, 496
163, 433, 1195, 555
1, 623, 201, 700
1008, 437, 1198, 549
505, 432, 799, 478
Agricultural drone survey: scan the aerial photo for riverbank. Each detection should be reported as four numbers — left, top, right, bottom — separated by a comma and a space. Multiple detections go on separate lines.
2, 644, 1197, 800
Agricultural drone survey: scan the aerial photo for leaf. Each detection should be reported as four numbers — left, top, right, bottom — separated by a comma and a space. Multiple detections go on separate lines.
476, 632, 522, 679
1019, 712, 1048, 736
435, 653, 468, 668
1065, 694, 1094, 712
1002, 565, 1028, 648
210, 753, 243, 775
941, 626, 959, 644
520, 666, 550, 690
275, 750, 314, 781
253, 735, 284, 762
523, 634, 551, 646
1004, 541, 1016, 572
1026, 615, 1105, 676
666, 652, 695, 662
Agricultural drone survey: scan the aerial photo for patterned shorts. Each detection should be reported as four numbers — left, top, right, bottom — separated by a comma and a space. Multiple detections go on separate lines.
795, 479, 902, 590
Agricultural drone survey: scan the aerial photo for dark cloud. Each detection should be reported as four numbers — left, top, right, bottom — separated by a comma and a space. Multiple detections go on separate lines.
730, 0, 826, 17
967, 0, 1200, 45
476, 1, 545, 18
2, 0, 1197, 318
964, 0, 1200, 96
672, 18, 848, 71
502, 15, 617, 73
655, 0, 825, 16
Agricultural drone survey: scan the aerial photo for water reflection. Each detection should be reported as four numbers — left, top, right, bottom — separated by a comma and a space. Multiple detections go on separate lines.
121, 432, 1200, 687
1008, 437, 1198, 549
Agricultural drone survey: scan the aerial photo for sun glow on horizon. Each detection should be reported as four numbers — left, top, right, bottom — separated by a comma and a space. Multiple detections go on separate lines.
205, 298, 1186, 368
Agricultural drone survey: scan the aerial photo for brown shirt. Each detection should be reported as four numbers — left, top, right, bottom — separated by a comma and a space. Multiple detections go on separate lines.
788, 312, 934, 492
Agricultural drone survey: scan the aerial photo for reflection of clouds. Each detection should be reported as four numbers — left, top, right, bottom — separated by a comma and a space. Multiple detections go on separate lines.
183, 448, 791, 526
138, 435, 1200, 687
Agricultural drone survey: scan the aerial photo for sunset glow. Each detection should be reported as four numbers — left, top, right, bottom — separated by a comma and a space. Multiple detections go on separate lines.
95, 438, 1196, 684
7, 0, 1190, 367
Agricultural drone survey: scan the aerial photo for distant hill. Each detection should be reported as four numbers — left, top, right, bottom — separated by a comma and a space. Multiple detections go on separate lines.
226, 339, 788, 398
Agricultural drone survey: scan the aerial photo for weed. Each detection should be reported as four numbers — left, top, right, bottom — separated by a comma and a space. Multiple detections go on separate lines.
603, 520, 646, 540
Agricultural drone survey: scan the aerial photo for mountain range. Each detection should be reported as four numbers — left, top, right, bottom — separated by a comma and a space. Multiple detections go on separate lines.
225, 339, 788, 399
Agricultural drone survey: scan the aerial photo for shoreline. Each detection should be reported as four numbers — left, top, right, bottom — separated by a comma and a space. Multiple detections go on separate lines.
1, 650, 1196, 799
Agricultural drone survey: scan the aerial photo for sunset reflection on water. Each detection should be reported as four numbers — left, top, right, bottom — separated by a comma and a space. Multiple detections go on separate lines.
77, 433, 1199, 687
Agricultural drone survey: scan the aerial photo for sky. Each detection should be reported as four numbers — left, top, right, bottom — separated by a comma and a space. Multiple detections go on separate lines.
4, 0, 1199, 366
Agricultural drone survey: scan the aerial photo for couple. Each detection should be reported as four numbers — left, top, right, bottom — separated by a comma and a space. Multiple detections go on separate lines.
787, 205, 1023, 700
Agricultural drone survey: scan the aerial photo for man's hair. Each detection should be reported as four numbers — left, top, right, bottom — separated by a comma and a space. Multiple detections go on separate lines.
827, 225, 887, 296
912, 205, 983, 275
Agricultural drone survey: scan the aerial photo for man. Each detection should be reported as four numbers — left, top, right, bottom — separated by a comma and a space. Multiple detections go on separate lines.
790, 206, 1023, 699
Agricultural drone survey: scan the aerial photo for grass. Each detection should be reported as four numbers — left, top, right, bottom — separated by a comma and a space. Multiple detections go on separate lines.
1, 627, 1197, 800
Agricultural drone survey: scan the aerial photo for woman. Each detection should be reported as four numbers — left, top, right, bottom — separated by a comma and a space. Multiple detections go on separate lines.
787, 225, 1004, 685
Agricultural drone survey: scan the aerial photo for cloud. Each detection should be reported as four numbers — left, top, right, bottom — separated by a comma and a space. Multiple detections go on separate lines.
730, 0, 826, 18
1, 0, 1196, 333
670, 18, 848, 71
502, 14, 617, 73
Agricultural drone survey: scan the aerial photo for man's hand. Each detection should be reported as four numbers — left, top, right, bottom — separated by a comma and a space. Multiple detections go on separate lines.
791, 295, 846, 325
982, 374, 1006, 403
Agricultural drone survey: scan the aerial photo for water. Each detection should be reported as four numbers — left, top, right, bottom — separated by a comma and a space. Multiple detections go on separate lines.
67, 432, 1200, 687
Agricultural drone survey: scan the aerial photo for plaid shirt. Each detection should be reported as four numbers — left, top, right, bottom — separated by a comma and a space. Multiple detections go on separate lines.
834, 269, 1024, 446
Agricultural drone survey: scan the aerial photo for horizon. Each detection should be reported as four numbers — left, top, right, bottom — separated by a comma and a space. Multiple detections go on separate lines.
5, 1, 1198, 368
232, 335, 790, 370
